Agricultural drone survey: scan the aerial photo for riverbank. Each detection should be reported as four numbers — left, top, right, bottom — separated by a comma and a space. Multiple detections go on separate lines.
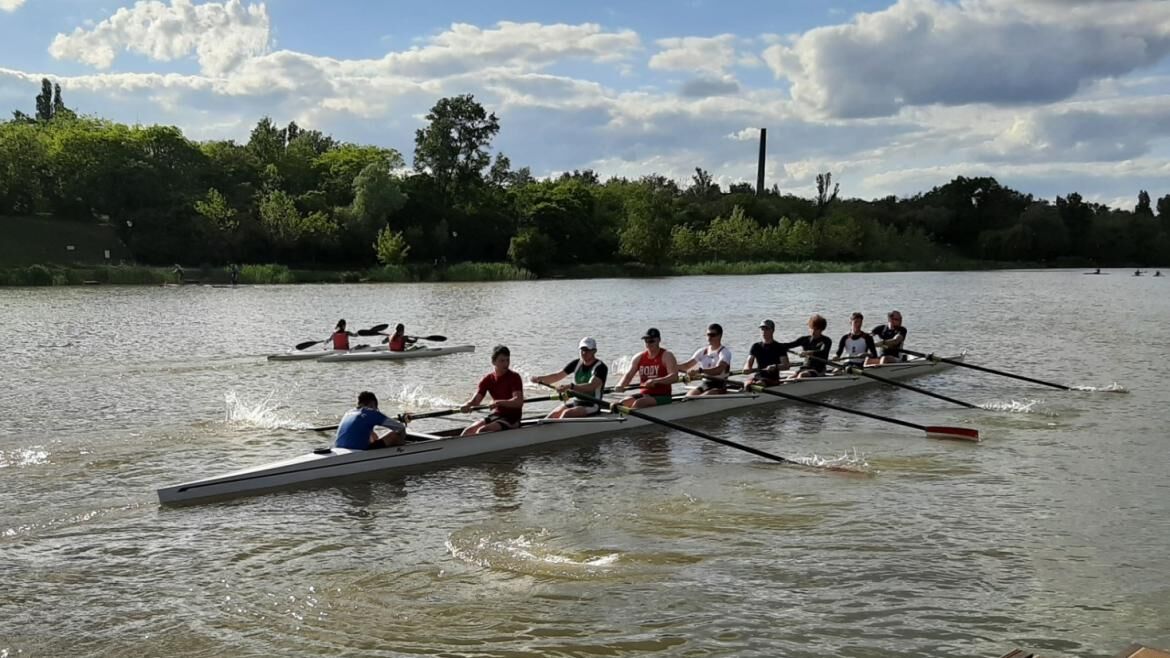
0, 257, 1119, 286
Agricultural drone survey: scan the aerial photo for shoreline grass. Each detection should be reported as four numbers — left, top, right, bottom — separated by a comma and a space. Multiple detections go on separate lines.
0, 258, 1116, 287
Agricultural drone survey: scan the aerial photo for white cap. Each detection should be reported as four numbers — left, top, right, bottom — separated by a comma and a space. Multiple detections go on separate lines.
578, 337, 597, 351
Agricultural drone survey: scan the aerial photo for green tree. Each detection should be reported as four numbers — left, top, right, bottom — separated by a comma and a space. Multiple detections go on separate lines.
507, 227, 555, 273
35, 79, 52, 122
373, 225, 411, 265
413, 94, 500, 200
1136, 190, 1154, 217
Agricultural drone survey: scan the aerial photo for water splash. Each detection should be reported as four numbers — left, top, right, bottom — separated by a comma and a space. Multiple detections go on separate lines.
980, 398, 1056, 415
385, 383, 458, 410
1072, 382, 1128, 393
447, 527, 621, 579
790, 448, 870, 474
0, 446, 49, 469
224, 390, 307, 430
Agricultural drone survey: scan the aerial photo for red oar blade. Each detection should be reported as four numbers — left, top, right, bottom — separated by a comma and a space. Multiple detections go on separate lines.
925, 426, 980, 442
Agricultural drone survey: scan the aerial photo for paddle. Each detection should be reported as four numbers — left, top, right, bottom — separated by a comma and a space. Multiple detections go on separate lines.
794, 351, 981, 409
296, 324, 390, 351
543, 383, 803, 467
901, 349, 1072, 391
728, 380, 980, 441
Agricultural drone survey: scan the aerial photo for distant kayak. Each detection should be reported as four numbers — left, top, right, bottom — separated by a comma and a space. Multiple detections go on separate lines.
1083, 272, 1110, 275
318, 344, 475, 362
266, 345, 380, 361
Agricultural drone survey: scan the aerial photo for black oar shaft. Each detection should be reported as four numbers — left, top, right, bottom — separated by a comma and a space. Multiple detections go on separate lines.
737, 382, 927, 432
546, 384, 793, 465
903, 349, 1071, 390
803, 353, 979, 409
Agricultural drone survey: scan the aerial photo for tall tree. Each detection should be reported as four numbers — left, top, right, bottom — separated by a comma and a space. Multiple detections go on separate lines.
413, 94, 500, 200
35, 78, 53, 122
1135, 190, 1154, 216
815, 172, 839, 217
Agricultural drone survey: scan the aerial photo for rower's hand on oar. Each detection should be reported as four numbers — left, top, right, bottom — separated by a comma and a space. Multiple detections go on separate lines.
614, 384, 627, 393
459, 404, 472, 414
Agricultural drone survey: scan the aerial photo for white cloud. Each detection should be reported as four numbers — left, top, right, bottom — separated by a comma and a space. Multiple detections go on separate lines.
0, 0, 26, 12
764, 0, 1170, 118
649, 34, 739, 75
49, 0, 271, 75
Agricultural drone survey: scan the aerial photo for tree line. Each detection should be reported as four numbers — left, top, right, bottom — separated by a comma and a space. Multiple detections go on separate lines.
2, 79, 1168, 272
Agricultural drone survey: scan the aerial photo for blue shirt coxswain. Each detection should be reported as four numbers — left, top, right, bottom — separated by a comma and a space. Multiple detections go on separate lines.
334, 392, 408, 449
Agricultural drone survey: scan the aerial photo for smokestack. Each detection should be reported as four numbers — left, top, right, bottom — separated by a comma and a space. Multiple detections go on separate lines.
756, 128, 767, 196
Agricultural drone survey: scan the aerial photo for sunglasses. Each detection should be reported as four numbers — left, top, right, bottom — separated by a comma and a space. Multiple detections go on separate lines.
706, 332, 720, 337
643, 338, 658, 343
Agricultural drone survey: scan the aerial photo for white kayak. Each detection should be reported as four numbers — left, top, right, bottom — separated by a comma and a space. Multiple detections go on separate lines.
318, 344, 475, 362
266, 345, 380, 361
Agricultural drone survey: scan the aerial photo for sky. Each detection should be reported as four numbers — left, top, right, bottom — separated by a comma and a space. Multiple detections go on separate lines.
1, 0, 1169, 208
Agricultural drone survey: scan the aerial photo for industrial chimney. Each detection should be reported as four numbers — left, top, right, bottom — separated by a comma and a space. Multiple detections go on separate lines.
756, 128, 766, 196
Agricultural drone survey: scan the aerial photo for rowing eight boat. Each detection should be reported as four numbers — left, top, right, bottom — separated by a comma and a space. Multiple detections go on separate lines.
158, 355, 960, 505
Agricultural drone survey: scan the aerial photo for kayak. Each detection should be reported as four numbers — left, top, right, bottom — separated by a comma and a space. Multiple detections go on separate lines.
318, 344, 475, 362
266, 345, 380, 361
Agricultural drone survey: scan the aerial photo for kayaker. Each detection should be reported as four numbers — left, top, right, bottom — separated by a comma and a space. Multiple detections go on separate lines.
869, 310, 907, 364
744, 319, 789, 387
460, 345, 525, 435
776, 314, 833, 378
334, 391, 410, 449
614, 327, 679, 408
327, 319, 355, 351
530, 337, 609, 418
835, 312, 878, 367
675, 323, 732, 397
228, 263, 240, 286
387, 323, 417, 352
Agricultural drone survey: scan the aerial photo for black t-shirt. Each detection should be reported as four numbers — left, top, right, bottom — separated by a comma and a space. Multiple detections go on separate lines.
749, 341, 788, 371
871, 324, 908, 357
778, 335, 833, 372
562, 358, 609, 388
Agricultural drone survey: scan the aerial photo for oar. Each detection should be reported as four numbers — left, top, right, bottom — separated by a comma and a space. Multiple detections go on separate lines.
902, 349, 1073, 391
542, 384, 803, 468
296, 324, 390, 351
307, 394, 563, 432
411, 334, 446, 342
796, 351, 981, 409
728, 380, 980, 441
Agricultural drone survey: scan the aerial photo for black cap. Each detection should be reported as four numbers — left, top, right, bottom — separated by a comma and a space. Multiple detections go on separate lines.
641, 327, 661, 340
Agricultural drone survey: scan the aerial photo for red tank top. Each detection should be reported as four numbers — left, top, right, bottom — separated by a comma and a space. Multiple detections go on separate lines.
331, 331, 349, 350
388, 335, 406, 351
637, 349, 672, 396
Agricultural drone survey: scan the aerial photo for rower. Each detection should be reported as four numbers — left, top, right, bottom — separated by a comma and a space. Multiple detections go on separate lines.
776, 314, 833, 378
744, 319, 789, 387
869, 310, 907, 364
530, 337, 608, 418
387, 323, 416, 352
1156, 271, 1163, 277
327, 319, 355, 351
676, 323, 732, 396
836, 312, 878, 367
614, 327, 678, 408
460, 345, 525, 435
334, 391, 410, 449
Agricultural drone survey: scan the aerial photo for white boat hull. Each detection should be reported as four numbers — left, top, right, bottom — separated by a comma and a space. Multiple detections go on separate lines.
158, 356, 960, 505
317, 344, 475, 362
266, 345, 380, 361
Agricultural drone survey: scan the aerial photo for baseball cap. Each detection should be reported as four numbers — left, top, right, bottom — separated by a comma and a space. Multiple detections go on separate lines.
641, 327, 661, 340
758, 319, 775, 329
578, 337, 597, 351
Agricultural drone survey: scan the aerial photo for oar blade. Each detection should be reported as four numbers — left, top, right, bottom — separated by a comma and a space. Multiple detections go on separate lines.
925, 426, 981, 442
294, 340, 320, 351
368, 324, 389, 333
419, 334, 447, 342
310, 424, 339, 432
356, 328, 383, 337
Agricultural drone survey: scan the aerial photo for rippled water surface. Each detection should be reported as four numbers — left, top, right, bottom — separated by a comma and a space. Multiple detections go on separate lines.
2, 270, 1168, 657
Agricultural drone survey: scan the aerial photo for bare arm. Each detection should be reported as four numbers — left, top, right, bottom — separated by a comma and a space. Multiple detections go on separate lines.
617, 354, 642, 390
461, 390, 486, 412
530, 371, 567, 387
649, 351, 679, 386
495, 387, 525, 409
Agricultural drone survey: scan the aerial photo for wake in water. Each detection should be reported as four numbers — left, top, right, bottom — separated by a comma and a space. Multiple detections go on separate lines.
979, 398, 1057, 415
1072, 382, 1128, 393
789, 448, 871, 474
446, 526, 621, 579
0, 446, 49, 469
223, 390, 308, 430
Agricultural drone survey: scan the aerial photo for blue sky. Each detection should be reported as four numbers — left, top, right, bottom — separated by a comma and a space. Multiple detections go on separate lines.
2, 0, 1169, 208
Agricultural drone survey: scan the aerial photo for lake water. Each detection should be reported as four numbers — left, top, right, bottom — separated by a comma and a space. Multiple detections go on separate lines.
2, 270, 1168, 657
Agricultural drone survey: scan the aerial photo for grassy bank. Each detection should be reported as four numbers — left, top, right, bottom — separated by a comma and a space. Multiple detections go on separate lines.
0, 257, 1048, 287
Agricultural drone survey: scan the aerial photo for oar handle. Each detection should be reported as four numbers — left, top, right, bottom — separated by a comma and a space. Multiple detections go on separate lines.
902, 349, 1072, 391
